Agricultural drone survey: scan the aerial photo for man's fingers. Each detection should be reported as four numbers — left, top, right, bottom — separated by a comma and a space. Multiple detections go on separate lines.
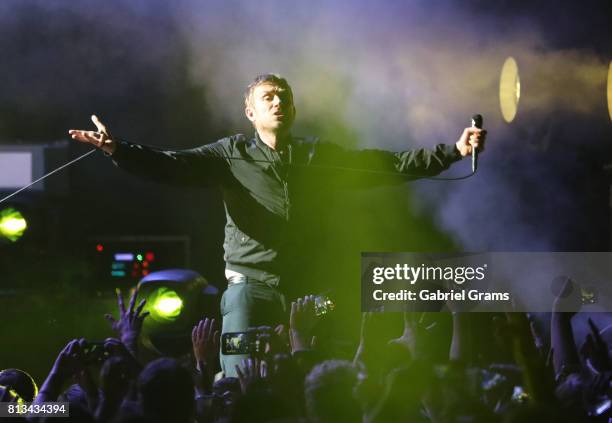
213, 331, 220, 350
204, 318, 216, 341
127, 288, 138, 315
66, 339, 80, 356
235, 364, 245, 380
116, 288, 126, 315
310, 335, 318, 349
202, 318, 211, 338
69, 130, 101, 144
290, 301, 297, 324
192, 325, 198, 343
197, 319, 205, 338
134, 299, 147, 317
91, 115, 108, 135
588, 318, 606, 347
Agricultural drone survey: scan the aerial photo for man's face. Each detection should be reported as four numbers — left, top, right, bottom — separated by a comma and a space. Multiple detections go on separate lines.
245, 82, 296, 135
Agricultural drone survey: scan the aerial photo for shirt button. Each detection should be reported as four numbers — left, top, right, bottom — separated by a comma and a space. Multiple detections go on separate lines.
241, 236, 246, 242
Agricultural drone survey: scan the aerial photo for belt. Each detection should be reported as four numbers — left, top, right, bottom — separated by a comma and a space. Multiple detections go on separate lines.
225, 269, 281, 288
227, 274, 249, 286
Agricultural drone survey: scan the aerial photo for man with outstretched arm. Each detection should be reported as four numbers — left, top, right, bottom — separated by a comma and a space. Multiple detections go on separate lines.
69, 74, 486, 376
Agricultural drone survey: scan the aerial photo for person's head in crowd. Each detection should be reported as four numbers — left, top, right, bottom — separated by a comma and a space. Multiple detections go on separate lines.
137, 358, 194, 423
230, 387, 293, 423
0, 368, 38, 402
304, 360, 361, 423
111, 414, 158, 423
40, 402, 95, 423
503, 404, 574, 423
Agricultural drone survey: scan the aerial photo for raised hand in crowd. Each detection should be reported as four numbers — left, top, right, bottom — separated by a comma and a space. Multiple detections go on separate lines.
353, 311, 394, 373
235, 358, 268, 395
389, 311, 438, 362
105, 287, 149, 357
192, 317, 220, 393
506, 311, 557, 404
551, 278, 581, 379
289, 295, 317, 353
35, 339, 86, 404
581, 318, 612, 374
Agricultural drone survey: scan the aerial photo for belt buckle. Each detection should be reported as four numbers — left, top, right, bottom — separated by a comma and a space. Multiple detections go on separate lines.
226, 271, 247, 286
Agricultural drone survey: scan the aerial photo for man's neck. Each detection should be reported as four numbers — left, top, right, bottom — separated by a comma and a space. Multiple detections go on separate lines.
257, 129, 290, 151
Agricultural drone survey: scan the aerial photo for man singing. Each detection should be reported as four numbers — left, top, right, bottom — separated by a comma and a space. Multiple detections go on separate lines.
69, 73, 486, 375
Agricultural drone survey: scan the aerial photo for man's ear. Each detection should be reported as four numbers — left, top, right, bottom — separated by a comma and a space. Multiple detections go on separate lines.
245, 106, 255, 123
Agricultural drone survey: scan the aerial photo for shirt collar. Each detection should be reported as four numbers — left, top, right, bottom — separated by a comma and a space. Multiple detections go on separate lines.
254, 131, 293, 153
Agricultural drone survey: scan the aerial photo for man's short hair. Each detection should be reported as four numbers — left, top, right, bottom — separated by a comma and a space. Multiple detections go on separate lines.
244, 74, 293, 107
304, 360, 361, 423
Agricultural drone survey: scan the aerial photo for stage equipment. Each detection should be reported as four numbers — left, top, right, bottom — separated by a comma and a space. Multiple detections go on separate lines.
499, 57, 520, 123
607, 60, 612, 124
0, 208, 27, 242
90, 236, 190, 286
0, 142, 71, 204
138, 269, 219, 356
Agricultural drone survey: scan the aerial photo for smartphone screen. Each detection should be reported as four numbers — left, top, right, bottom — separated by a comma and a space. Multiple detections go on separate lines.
221, 332, 260, 355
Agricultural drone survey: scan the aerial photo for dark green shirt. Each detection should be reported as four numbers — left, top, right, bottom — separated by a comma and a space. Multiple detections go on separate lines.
111, 133, 462, 284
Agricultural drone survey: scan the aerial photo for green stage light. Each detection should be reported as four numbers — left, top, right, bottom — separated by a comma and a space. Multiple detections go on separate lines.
0, 208, 27, 242
138, 269, 219, 356
149, 288, 183, 320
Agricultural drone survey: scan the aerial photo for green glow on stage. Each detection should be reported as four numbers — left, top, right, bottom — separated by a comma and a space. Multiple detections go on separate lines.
149, 288, 184, 320
0, 208, 27, 242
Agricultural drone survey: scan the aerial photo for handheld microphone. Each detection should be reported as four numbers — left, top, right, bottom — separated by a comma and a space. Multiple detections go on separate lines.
471, 114, 483, 173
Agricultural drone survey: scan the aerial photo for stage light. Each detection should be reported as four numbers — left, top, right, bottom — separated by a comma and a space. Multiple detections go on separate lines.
138, 269, 219, 356
0, 208, 27, 242
151, 288, 183, 320
499, 57, 520, 123
607, 60, 612, 123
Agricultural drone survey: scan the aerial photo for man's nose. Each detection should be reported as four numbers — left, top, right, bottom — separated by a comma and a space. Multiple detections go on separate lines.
272, 95, 282, 106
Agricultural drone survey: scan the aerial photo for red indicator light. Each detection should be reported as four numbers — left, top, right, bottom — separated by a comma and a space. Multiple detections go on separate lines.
142, 270, 149, 276
145, 252, 155, 261
96, 244, 104, 252
142, 261, 149, 268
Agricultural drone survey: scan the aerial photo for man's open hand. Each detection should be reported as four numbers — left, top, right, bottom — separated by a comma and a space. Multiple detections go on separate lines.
105, 287, 149, 356
69, 115, 117, 155
192, 317, 220, 370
